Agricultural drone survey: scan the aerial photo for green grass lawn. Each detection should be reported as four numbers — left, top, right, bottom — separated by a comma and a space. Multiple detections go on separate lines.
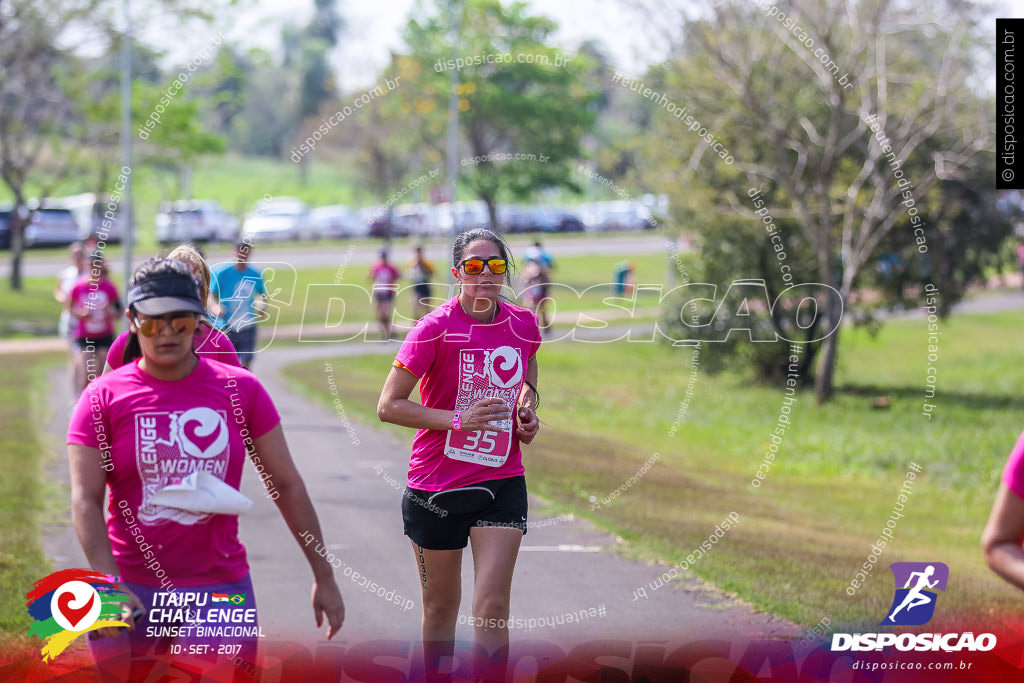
282, 309, 1024, 634
0, 353, 63, 652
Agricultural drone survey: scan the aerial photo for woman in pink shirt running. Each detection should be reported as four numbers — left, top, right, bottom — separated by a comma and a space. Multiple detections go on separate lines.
68, 258, 344, 678
377, 228, 542, 679
68, 250, 120, 394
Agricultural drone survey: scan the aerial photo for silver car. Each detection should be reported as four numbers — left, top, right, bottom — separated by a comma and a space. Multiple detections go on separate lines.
157, 200, 240, 244
241, 197, 313, 242
24, 206, 80, 247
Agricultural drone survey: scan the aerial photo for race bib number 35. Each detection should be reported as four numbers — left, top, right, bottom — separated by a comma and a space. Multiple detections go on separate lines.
444, 347, 524, 467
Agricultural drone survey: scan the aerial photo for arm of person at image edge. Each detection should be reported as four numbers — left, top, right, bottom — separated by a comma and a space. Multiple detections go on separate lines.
982, 431, 1024, 591
247, 415, 345, 638
376, 308, 540, 443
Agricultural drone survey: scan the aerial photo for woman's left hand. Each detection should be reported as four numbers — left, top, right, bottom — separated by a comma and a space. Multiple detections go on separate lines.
311, 577, 345, 639
516, 406, 539, 444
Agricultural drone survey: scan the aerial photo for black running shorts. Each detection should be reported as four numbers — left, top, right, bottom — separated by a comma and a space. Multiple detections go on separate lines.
402, 476, 528, 550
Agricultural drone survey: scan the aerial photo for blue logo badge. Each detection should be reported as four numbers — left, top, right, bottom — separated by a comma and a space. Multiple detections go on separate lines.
882, 562, 949, 626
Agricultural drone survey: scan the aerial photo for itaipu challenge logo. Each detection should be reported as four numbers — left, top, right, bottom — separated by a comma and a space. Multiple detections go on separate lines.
25, 569, 130, 660
882, 561, 948, 626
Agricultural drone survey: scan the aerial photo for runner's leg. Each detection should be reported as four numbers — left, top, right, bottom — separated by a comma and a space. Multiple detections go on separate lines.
468, 525, 523, 678
411, 542, 463, 680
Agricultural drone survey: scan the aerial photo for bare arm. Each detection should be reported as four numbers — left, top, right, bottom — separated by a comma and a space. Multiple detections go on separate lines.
516, 356, 540, 445
250, 424, 345, 638
377, 366, 511, 432
68, 444, 144, 633
982, 483, 1024, 591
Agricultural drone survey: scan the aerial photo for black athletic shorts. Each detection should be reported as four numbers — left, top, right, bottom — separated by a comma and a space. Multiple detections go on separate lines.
403, 476, 528, 550
74, 334, 115, 350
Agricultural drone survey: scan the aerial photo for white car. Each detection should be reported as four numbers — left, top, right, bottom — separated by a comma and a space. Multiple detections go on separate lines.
450, 200, 491, 234
156, 200, 240, 244
582, 200, 656, 232
24, 205, 81, 247
309, 205, 368, 239
59, 193, 125, 243
241, 197, 313, 242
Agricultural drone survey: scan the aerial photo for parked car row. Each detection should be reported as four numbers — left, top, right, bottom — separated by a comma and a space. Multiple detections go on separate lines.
156, 200, 240, 244
0, 193, 663, 249
0, 202, 90, 248
0, 194, 128, 249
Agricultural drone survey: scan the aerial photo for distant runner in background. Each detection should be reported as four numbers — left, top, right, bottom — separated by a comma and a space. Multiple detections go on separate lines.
523, 239, 553, 271
55, 241, 86, 393
522, 240, 554, 335
68, 250, 120, 395
211, 241, 266, 369
408, 245, 436, 320
370, 248, 401, 340
613, 259, 636, 296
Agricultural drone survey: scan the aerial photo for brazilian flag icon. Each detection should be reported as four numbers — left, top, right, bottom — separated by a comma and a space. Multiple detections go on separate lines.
230, 594, 246, 605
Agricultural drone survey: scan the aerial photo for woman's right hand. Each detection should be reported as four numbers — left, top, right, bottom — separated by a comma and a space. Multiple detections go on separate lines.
93, 584, 146, 638
459, 397, 511, 431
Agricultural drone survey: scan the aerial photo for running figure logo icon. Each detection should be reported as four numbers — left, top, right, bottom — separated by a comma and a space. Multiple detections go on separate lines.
882, 562, 949, 626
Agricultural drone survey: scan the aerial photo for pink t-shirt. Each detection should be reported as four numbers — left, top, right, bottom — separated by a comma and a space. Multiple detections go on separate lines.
69, 276, 119, 339
1002, 431, 1024, 500
106, 325, 241, 370
372, 263, 400, 295
395, 296, 542, 491
67, 357, 281, 586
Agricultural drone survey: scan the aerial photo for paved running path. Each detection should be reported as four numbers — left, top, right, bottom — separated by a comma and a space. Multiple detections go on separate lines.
39, 330, 798, 660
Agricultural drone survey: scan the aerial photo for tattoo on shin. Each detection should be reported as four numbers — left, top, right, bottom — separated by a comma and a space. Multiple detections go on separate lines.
417, 545, 428, 589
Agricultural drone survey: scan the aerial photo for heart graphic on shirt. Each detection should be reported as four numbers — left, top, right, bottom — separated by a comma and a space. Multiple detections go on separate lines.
177, 407, 228, 459
486, 346, 523, 388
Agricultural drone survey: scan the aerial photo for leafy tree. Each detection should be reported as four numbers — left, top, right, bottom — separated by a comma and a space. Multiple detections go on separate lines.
0, 0, 91, 289
403, 0, 598, 227
637, 0, 992, 402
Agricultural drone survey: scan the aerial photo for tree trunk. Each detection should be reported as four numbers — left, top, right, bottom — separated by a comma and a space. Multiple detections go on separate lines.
9, 203, 25, 291
813, 292, 845, 403
484, 196, 498, 232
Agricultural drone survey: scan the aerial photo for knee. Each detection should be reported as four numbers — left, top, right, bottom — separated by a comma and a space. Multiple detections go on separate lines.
472, 593, 510, 621
422, 599, 459, 625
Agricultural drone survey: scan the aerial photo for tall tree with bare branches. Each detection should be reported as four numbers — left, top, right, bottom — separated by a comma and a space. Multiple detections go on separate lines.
636, 0, 991, 402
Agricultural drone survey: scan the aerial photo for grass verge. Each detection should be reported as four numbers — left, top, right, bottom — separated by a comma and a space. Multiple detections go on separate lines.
281, 309, 1024, 633
0, 352, 64, 661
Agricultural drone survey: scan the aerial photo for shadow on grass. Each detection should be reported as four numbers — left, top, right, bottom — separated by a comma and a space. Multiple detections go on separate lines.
836, 383, 1022, 412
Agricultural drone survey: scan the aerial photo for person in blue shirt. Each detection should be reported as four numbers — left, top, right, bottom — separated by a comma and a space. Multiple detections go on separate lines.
210, 241, 266, 369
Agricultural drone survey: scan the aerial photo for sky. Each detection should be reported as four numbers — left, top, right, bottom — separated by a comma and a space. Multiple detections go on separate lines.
133, 0, 669, 88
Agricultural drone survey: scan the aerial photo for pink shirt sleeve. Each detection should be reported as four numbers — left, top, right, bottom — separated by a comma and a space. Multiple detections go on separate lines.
1002, 431, 1024, 500
195, 326, 241, 367
216, 332, 242, 367
107, 331, 129, 369
67, 381, 107, 448
395, 316, 441, 378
